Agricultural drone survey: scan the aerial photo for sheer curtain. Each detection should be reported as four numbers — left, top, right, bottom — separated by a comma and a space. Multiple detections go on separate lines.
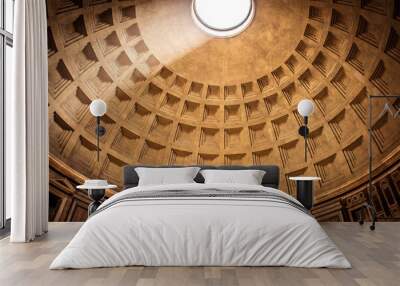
7, 0, 48, 242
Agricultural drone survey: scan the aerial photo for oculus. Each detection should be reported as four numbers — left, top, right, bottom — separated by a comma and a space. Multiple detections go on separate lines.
191, 0, 255, 37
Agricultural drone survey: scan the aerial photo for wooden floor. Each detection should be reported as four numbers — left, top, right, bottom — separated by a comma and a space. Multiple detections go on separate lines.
0, 223, 399, 286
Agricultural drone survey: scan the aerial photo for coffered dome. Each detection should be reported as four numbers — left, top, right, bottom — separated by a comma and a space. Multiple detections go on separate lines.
47, 0, 400, 202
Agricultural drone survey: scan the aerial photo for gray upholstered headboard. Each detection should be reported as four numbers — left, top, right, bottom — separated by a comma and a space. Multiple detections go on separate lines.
123, 165, 280, 189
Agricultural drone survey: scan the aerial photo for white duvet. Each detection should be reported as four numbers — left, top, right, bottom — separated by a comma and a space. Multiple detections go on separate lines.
50, 183, 351, 269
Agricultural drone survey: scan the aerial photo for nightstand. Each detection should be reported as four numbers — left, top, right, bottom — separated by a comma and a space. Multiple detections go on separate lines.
77, 180, 117, 216
289, 176, 321, 210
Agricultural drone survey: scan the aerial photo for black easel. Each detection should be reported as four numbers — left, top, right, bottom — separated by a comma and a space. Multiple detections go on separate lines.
359, 94, 400, 231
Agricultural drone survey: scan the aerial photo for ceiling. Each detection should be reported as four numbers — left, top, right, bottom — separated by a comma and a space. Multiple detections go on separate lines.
47, 0, 400, 201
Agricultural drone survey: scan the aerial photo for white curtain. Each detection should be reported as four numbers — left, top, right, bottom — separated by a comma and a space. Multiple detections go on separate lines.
7, 0, 49, 242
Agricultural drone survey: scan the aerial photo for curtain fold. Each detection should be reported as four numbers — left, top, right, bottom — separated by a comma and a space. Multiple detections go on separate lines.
7, 0, 48, 242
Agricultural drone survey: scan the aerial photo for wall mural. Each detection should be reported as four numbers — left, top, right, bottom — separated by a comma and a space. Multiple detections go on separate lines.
47, 0, 400, 221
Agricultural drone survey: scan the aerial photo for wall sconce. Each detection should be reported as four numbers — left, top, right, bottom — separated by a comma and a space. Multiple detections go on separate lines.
89, 99, 107, 161
297, 99, 315, 162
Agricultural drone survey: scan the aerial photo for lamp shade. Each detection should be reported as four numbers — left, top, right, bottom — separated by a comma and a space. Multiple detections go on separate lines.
90, 99, 107, 117
297, 99, 315, 117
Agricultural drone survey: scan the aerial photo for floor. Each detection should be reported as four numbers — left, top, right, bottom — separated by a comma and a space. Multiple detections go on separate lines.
0, 223, 399, 286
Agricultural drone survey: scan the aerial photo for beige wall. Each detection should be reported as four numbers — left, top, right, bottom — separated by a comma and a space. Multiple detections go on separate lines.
48, 0, 400, 205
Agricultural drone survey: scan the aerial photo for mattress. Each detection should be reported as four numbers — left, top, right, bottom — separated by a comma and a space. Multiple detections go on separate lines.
50, 183, 351, 269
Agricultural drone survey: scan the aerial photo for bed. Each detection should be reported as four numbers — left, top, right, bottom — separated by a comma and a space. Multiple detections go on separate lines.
50, 165, 351, 269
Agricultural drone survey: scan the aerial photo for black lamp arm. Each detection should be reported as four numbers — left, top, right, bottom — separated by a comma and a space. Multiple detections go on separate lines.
95, 116, 106, 161
298, 116, 309, 162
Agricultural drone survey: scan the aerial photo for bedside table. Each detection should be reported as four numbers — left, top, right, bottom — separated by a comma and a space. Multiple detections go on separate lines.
77, 180, 117, 216
289, 176, 321, 210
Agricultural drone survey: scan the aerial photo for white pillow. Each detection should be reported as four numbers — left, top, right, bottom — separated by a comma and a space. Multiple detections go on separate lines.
200, 169, 266, 185
135, 167, 200, 186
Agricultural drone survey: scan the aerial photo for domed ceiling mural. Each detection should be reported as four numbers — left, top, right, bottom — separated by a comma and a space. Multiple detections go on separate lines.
47, 0, 400, 220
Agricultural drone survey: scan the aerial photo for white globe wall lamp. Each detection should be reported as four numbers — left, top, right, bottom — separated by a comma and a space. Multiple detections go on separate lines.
89, 99, 107, 161
297, 99, 315, 162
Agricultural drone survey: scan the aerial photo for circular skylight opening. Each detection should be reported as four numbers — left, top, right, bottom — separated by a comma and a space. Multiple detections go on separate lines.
192, 0, 255, 38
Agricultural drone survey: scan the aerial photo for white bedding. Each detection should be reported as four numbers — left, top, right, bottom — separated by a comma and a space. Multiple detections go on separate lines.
50, 183, 351, 269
